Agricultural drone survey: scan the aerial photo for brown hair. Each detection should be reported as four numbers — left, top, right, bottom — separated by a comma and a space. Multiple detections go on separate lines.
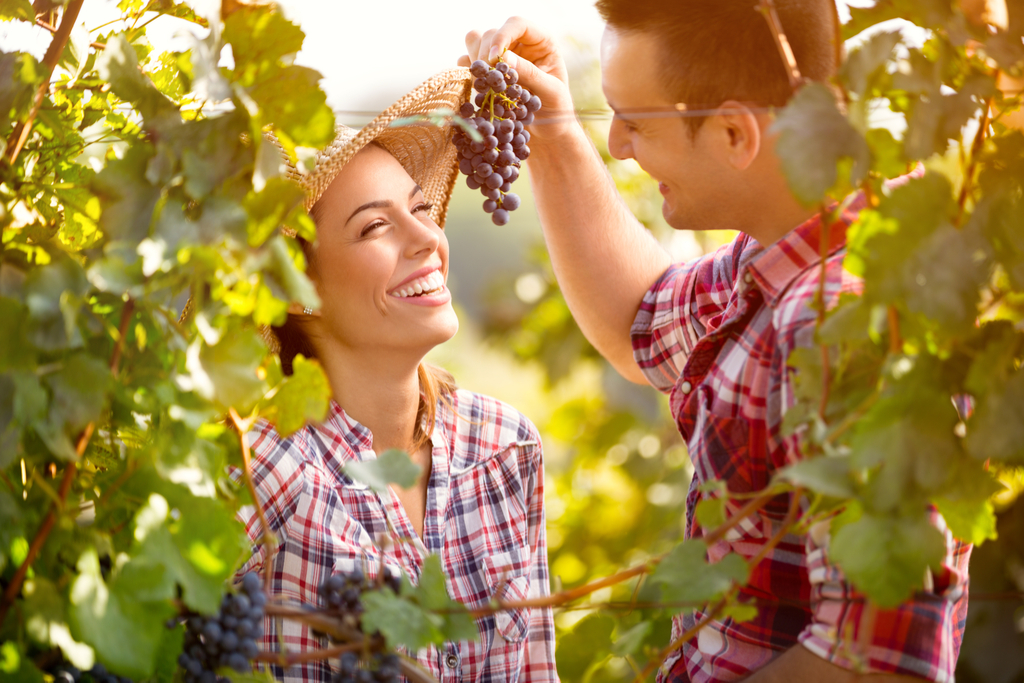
272, 208, 456, 453
595, 0, 841, 132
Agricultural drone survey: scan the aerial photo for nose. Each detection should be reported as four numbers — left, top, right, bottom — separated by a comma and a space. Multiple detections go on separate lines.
607, 118, 634, 160
400, 211, 441, 259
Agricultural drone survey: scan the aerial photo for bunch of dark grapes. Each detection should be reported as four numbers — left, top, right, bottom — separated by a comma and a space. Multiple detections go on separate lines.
53, 663, 132, 683
453, 58, 542, 226
318, 568, 403, 683
176, 572, 265, 683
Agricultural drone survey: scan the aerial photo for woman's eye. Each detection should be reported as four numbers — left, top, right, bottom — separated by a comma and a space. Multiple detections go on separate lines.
360, 221, 386, 237
413, 202, 434, 214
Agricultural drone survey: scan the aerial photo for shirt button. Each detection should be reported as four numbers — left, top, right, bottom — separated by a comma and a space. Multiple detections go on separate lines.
445, 653, 459, 669
743, 272, 753, 284
680, 381, 693, 394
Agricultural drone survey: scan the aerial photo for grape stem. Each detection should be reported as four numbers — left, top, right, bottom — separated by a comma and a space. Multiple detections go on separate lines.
955, 78, 998, 227
228, 407, 278, 594
0, 297, 134, 625
6, 0, 86, 165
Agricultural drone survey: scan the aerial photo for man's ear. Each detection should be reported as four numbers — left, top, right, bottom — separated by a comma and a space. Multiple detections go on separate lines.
711, 100, 762, 171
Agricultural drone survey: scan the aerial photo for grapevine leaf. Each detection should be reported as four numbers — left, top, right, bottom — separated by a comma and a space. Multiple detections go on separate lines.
249, 65, 334, 148
771, 83, 870, 205
555, 613, 614, 680
40, 354, 111, 460
843, 0, 953, 39
93, 143, 161, 245
720, 602, 759, 623
343, 449, 421, 493
69, 549, 172, 680
934, 497, 998, 545
361, 588, 440, 652
259, 355, 330, 438
964, 321, 1019, 397
610, 620, 651, 658
95, 34, 179, 128
649, 540, 749, 606
413, 554, 478, 643
965, 369, 1024, 463
244, 177, 305, 247
22, 577, 95, 670
261, 234, 320, 310
829, 511, 946, 607
0, 641, 45, 683
817, 294, 871, 344
23, 256, 89, 351
694, 497, 726, 531
0, 0, 34, 22
776, 456, 856, 499
977, 192, 1024, 289
841, 30, 901, 98
222, 6, 305, 78
183, 327, 267, 410
865, 127, 906, 179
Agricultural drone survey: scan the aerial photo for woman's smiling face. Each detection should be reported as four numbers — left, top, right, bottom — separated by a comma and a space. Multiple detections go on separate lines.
307, 143, 459, 356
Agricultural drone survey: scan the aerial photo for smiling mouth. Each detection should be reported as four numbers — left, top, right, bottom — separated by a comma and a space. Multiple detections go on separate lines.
389, 270, 445, 299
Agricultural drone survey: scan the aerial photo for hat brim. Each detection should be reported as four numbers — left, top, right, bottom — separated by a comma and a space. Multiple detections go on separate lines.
295, 68, 473, 229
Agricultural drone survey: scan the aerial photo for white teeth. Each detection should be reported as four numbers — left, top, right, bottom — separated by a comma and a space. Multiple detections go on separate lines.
392, 270, 445, 298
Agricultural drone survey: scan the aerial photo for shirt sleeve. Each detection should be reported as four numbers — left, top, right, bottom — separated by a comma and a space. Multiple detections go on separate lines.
521, 431, 558, 682
774, 268, 971, 682
631, 238, 744, 393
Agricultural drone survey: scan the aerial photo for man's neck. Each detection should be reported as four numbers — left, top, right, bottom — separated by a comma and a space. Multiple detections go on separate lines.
743, 201, 820, 248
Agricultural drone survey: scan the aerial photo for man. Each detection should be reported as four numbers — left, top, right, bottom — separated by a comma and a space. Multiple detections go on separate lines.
460, 1, 969, 682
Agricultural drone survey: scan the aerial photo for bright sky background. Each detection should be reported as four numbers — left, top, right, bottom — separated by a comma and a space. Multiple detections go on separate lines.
1, 1, 880, 126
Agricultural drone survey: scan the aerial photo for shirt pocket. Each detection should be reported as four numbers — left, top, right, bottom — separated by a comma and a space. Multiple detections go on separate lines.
484, 550, 532, 644
449, 444, 531, 559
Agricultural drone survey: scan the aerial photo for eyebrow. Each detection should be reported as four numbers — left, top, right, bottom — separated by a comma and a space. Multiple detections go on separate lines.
345, 185, 422, 225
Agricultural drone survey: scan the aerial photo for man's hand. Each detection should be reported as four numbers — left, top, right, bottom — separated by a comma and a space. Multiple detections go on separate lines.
459, 17, 576, 143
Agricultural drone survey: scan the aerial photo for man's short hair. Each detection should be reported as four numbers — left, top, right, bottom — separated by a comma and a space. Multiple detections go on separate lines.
595, 0, 840, 131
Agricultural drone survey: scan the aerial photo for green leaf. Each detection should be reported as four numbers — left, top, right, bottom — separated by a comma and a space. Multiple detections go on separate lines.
343, 449, 421, 493
0, 0, 35, 22
259, 355, 330, 437
771, 83, 870, 205
361, 587, 439, 652
610, 620, 651, 658
22, 577, 95, 670
0, 641, 45, 683
965, 369, 1024, 463
843, 0, 953, 40
694, 497, 726, 531
95, 33, 179, 128
69, 549, 173, 680
841, 30, 901, 98
776, 456, 856, 499
223, 6, 305, 79
934, 497, 998, 546
93, 143, 161, 245
649, 540, 749, 606
720, 602, 759, 623
184, 326, 267, 410
244, 177, 305, 247
555, 613, 614, 680
249, 65, 334, 148
412, 555, 478, 643
23, 255, 89, 351
261, 234, 320, 310
829, 511, 946, 607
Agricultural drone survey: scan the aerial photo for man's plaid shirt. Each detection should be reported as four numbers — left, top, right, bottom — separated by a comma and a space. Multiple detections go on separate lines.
233, 390, 557, 682
632, 192, 971, 683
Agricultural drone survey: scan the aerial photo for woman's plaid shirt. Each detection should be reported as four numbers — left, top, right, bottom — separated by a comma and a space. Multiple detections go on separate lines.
232, 390, 557, 682
632, 193, 971, 683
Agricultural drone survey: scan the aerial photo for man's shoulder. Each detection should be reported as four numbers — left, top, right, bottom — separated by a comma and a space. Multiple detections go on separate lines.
771, 246, 863, 345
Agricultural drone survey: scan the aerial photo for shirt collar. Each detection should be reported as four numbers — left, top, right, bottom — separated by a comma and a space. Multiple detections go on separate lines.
745, 193, 866, 308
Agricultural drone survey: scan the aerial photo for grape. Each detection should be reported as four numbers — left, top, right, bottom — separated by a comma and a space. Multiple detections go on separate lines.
174, 572, 266, 683
321, 571, 405, 683
452, 58, 541, 226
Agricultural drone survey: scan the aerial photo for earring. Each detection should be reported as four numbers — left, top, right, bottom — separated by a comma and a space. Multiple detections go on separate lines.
302, 306, 314, 315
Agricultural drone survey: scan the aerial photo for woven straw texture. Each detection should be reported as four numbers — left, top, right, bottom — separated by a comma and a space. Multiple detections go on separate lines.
289, 67, 473, 228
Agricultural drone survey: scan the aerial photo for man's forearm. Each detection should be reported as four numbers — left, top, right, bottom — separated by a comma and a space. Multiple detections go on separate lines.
741, 644, 925, 682
527, 122, 672, 384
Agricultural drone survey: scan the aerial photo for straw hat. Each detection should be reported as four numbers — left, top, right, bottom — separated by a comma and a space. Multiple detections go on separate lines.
285, 67, 473, 229
181, 68, 473, 329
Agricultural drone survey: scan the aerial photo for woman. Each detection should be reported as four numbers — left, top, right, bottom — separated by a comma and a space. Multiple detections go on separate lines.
233, 70, 557, 682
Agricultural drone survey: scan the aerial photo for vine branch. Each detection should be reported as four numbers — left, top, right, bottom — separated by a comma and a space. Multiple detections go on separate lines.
6, 0, 86, 165
228, 407, 278, 594
0, 297, 133, 624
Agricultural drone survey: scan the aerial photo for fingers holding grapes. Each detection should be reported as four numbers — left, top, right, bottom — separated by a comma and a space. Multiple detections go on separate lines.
458, 17, 575, 136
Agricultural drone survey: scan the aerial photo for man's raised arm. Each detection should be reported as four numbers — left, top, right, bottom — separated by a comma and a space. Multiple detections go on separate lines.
460, 17, 672, 385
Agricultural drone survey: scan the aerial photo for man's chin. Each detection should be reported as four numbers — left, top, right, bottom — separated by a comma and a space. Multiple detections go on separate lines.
661, 200, 690, 231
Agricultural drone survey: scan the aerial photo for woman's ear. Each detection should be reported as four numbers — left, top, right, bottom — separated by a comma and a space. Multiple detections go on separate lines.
712, 100, 762, 171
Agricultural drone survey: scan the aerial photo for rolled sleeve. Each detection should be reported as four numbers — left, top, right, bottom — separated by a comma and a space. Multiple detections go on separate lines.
799, 511, 971, 681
